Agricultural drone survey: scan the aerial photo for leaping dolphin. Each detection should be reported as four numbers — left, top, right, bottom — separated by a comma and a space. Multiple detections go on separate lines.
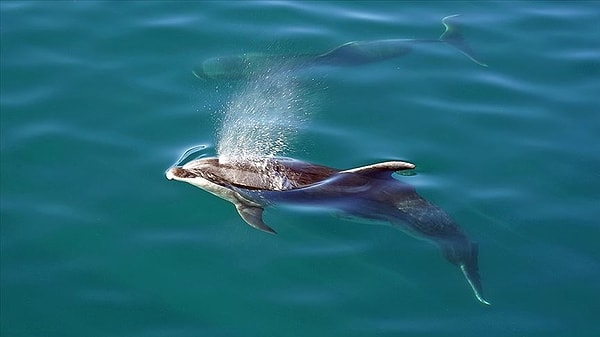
193, 15, 486, 80
166, 156, 490, 305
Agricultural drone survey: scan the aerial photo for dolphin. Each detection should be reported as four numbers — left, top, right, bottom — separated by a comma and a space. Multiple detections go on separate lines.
166, 156, 491, 305
193, 15, 486, 80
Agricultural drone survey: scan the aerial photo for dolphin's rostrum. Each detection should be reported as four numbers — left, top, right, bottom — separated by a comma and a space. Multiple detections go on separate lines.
193, 15, 487, 80
166, 156, 490, 305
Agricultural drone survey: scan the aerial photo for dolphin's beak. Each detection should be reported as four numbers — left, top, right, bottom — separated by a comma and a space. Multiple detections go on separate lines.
192, 68, 208, 81
165, 167, 176, 180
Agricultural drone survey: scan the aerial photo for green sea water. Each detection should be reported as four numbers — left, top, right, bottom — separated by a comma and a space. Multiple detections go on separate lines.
1, 1, 599, 336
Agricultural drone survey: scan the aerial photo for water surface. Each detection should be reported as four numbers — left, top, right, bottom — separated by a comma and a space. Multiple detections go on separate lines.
1, 1, 599, 337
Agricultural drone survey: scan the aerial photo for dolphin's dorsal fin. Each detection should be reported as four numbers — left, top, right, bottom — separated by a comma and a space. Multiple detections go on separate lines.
439, 14, 488, 67
235, 204, 277, 235
341, 161, 415, 178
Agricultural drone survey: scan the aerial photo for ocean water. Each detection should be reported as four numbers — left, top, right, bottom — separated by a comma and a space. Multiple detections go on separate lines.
1, 1, 599, 336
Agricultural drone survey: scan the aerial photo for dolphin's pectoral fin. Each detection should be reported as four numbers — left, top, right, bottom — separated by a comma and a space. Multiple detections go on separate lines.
235, 204, 277, 235
341, 161, 416, 179
459, 243, 491, 305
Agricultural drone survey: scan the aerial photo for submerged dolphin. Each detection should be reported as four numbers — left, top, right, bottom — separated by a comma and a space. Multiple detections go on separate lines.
166, 156, 490, 305
194, 15, 486, 80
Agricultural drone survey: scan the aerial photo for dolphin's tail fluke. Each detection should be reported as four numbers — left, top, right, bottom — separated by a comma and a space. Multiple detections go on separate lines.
440, 14, 488, 67
459, 242, 491, 305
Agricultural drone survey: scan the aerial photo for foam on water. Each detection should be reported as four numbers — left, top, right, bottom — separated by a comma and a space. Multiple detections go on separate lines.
215, 65, 313, 165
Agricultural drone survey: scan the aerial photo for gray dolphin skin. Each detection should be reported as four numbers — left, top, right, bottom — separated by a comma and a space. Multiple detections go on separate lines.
193, 15, 487, 80
166, 156, 490, 305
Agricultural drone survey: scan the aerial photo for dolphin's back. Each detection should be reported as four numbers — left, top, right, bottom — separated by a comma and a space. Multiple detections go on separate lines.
196, 158, 339, 191
315, 40, 413, 66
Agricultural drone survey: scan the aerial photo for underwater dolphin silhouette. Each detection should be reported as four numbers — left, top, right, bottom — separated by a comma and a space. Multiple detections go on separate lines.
166, 156, 490, 305
193, 15, 486, 80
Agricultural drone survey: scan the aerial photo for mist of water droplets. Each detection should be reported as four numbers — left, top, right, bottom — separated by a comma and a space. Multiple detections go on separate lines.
215, 67, 313, 165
